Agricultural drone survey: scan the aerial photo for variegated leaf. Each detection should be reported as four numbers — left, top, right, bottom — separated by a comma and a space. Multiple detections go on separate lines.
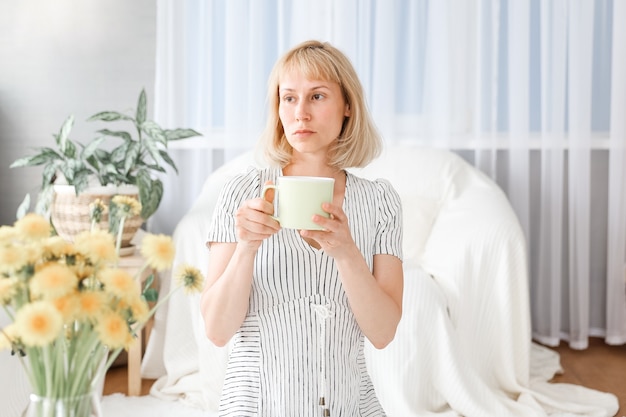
136, 89, 147, 125
165, 128, 202, 141
87, 111, 133, 122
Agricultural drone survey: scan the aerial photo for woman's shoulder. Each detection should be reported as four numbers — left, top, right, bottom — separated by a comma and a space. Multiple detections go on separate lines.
347, 171, 399, 199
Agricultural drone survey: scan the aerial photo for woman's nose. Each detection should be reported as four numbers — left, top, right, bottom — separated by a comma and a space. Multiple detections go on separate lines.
295, 102, 310, 121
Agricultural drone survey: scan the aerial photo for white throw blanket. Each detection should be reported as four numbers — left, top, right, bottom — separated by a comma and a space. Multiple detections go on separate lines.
140, 147, 618, 417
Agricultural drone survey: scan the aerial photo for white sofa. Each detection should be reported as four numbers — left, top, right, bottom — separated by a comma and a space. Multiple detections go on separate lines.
141, 146, 618, 416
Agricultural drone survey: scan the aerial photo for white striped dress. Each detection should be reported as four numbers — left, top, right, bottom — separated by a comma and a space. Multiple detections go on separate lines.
207, 166, 403, 417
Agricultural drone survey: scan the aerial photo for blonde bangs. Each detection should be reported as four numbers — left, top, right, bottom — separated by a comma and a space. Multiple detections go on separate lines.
280, 47, 343, 87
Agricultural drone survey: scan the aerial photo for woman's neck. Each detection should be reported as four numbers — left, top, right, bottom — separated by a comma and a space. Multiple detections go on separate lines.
282, 163, 343, 180
282, 153, 343, 179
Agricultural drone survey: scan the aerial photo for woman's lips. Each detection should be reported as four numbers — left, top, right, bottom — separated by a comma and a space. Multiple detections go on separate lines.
293, 129, 314, 137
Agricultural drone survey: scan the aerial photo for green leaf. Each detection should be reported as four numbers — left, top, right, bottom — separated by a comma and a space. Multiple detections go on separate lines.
141, 121, 166, 145
143, 273, 155, 289
164, 128, 202, 141
97, 129, 133, 142
35, 187, 54, 215
57, 115, 75, 153
142, 287, 159, 303
143, 164, 166, 173
10, 155, 38, 168
93, 148, 110, 160
102, 163, 120, 176
124, 142, 141, 175
81, 136, 107, 159
59, 162, 75, 184
136, 89, 147, 126
16, 194, 31, 219
10, 149, 59, 168
87, 111, 133, 122
73, 170, 92, 194
142, 134, 163, 164
86, 154, 100, 171
137, 171, 163, 219
111, 141, 131, 163
41, 163, 58, 188
158, 150, 178, 174
63, 140, 77, 159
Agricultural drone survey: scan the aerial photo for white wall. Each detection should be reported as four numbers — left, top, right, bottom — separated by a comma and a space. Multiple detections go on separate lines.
0, 0, 156, 226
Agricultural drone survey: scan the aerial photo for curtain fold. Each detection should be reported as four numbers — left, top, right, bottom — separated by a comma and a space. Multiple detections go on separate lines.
152, 0, 626, 348
534, 0, 567, 346
566, 0, 594, 349
506, 0, 530, 255
606, 0, 626, 345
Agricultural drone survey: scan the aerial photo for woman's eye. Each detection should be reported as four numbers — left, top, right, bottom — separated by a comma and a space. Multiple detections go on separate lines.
312, 93, 324, 100
281, 96, 295, 103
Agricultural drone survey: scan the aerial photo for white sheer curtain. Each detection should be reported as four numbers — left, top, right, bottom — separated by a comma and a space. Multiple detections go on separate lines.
151, 0, 626, 348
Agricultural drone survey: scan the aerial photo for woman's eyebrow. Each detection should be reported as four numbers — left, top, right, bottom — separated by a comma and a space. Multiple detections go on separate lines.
279, 84, 332, 93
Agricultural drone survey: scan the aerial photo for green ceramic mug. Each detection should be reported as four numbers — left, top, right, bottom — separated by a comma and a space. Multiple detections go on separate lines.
262, 176, 335, 230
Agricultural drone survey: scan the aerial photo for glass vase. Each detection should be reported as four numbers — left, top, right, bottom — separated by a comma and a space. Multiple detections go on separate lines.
23, 392, 98, 417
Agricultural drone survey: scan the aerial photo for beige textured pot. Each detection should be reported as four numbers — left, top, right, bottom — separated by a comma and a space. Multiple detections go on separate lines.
50, 184, 143, 249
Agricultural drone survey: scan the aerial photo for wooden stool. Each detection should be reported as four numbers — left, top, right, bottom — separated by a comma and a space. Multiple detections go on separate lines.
116, 250, 157, 396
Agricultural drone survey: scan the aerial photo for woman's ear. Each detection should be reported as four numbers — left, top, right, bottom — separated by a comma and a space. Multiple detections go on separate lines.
344, 104, 351, 117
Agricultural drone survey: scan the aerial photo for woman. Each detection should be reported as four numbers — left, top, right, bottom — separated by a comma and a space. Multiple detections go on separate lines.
200, 40, 403, 417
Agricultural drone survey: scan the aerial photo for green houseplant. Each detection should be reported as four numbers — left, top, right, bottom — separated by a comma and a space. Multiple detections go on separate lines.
11, 89, 201, 221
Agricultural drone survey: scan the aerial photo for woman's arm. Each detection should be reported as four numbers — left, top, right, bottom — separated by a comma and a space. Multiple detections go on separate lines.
334, 251, 403, 349
200, 191, 280, 347
301, 202, 403, 349
200, 242, 254, 347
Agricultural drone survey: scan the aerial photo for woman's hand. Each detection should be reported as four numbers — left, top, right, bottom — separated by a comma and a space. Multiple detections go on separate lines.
235, 181, 280, 251
300, 202, 354, 258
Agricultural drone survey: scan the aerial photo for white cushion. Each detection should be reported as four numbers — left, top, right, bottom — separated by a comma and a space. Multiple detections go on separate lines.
351, 147, 459, 266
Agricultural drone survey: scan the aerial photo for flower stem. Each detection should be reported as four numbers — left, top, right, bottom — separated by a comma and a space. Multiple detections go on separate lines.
114, 215, 126, 266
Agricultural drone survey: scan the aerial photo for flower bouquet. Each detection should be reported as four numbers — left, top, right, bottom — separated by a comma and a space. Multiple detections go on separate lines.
0, 202, 203, 417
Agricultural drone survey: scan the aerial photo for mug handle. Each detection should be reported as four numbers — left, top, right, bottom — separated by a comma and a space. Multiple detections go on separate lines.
261, 184, 280, 223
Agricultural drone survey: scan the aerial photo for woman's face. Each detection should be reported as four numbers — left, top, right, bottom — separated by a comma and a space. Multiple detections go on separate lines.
278, 71, 350, 159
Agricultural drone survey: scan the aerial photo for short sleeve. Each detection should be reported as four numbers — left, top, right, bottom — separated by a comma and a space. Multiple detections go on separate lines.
207, 167, 262, 244
374, 179, 403, 261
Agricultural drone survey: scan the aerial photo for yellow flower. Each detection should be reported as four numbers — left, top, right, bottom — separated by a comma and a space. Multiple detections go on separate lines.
0, 278, 16, 304
175, 264, 204, 294
14, 301, 63, 347
0, 245, 28, 274
75, 291, 107, 322
0, 225, 16, 243
0, 324, 17, 351
51, 293, 78, 322
14, 213, 51, 240
125, 296, 150, 324
96, 311, 131, 349
74, 229, 117, 264
99, 268, 139, 301
22, 242, 45, 268
30, 263, 77, 299
140, 234, 175, 271
42, 236, 75, 259
69, 257, 95, 280
112, 195, 142, 217
89, 198, 108, 224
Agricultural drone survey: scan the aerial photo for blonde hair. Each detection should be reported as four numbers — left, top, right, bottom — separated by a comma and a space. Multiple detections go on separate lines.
259, 40, 382, 169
